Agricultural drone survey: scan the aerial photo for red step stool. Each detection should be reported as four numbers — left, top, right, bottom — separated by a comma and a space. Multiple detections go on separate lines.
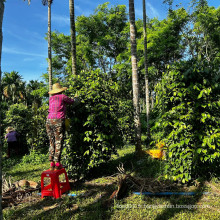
41, 168, 70, 199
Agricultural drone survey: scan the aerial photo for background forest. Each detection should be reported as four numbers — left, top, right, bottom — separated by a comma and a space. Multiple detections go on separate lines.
1, 1, 220, 185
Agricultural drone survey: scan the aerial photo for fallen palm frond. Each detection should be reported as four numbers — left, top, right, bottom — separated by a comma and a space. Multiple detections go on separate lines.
109, 163, 182, 201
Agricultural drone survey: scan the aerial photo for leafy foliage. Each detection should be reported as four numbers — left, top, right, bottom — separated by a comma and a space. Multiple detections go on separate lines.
3, 103, 32, 151
153, 60, 220, 182
26, 105, 48, 151
20, 148, 48, 165
146, 8, 188, 75
2, 2, 220, 183
3, 103, 48, 154
62, 70, 129, 179
76, 3, 128, 72
1, 71, 25, 104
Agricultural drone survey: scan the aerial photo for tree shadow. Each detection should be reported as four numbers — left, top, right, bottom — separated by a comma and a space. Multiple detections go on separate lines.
3, 178, 209, 220
56, 182, 115, 220
3, 147, 214, 219
83, 152, 210, 220
85, 150, 145, 180
2, 156, 23, 171
3, 181, 116, 220
86, 150, 165, 181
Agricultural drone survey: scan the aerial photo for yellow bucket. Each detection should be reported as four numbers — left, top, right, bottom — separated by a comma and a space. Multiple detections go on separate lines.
146, 149, 163, 159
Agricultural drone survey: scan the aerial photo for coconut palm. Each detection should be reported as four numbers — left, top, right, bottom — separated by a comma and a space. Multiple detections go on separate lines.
69, 0, 77, 76
42, 0, 53, 93
129, 0, 142, 155
142, 0, 150, 139
0, 1, 5, 218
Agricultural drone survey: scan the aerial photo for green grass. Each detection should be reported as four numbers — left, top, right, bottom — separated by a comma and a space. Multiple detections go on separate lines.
2, 145, 220, 220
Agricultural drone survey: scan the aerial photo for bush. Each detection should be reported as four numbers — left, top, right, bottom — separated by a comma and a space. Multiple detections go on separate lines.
3, 103, 49, 155
4, 103, 32, 154
26, 105, 48, 151
153, 60, 220, 183
62, 70, 127, 179
20, 148, 48, 166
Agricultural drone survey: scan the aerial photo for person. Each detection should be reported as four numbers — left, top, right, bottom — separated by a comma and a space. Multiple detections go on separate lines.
5, 127, 20, 158
46, 83, 77, 171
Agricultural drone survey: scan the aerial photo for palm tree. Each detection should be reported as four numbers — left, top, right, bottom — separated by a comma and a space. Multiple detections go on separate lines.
129, 0, 142, 155
142, 0, 150, 139
42, 0, 53, 93
69, 0, 77, 76
1, 71, 25, 104
0, 1, 5, 218
163, 0, 173, 11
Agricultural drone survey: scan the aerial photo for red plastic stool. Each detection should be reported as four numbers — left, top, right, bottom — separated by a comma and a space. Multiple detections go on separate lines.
41, 168, 70, 199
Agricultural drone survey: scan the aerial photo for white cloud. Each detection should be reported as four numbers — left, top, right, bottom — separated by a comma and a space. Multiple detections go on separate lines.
3, 46, 46, 58
135, 8, 143, 18
135, 2, 160, 19
52, 14, 70, 26
146, 2, 160, 18
36, 11, 71, 27
4, 27, 47, 47
35, 12, 69, 26
23, 58, 35, 62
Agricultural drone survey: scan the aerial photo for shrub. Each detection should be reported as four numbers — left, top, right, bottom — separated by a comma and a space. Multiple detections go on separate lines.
4, 103, 32, 154
26, 105, 48, 151
3, 103, 49, 154
62, 70, 126, 179
153, 60, 220, 182
20, 148, 48, 166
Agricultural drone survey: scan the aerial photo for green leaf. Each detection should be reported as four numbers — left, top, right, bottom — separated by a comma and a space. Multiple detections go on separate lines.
197, 148, 202, 154
198, 90, 203, 99
180, 166, 184, 173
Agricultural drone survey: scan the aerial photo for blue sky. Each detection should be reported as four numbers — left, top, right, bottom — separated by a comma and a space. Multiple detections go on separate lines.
2, 0, 219, 82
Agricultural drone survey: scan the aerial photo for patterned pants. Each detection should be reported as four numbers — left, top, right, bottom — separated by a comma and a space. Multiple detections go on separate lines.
46, 119, 65, 162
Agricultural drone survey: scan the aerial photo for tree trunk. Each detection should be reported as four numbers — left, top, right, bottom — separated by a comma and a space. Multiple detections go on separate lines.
48, 0, 52, 93
129, 0, 142, 154
142, 0, 150, 139
0, 2, 5, 218
151, 90, 154, 109
69, 0, 77, 76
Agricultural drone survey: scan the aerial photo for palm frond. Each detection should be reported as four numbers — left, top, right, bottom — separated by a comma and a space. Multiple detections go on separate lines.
3, 86, 9, 98
23, 0, 31, 5
42, 0, 53, 6
42, 0, 48, 6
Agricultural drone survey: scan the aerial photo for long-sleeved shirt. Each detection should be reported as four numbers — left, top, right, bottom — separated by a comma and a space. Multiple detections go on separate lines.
47, 94, 74, 119
5, 131, 19, 142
